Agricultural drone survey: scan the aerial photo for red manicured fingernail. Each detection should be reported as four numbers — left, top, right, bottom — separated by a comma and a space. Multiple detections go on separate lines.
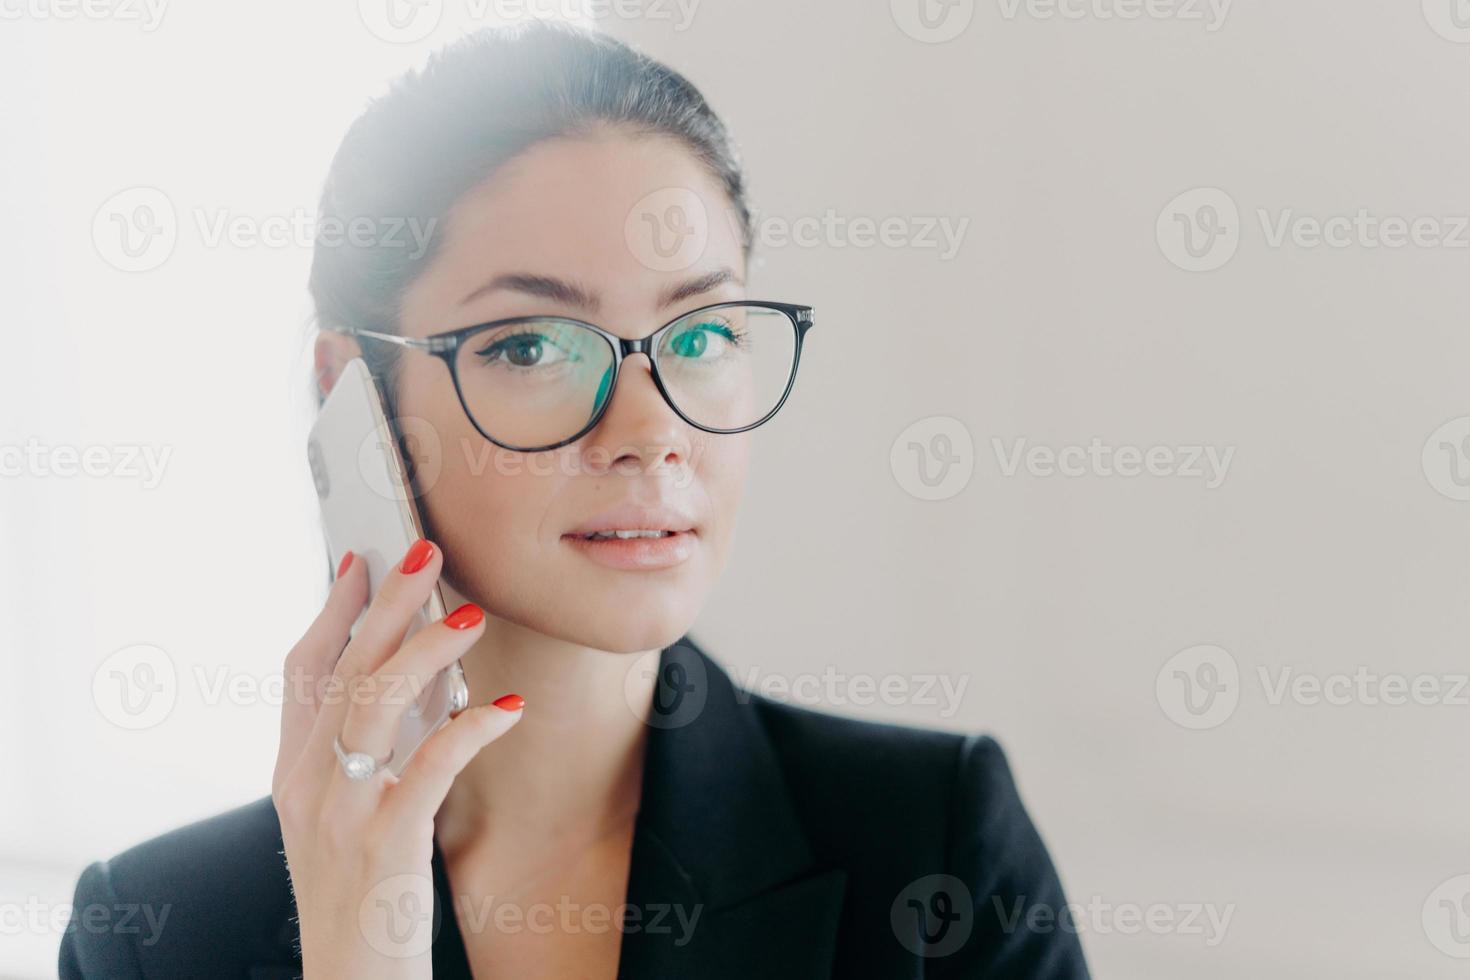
400, 538, 434, 574
492, 693, 525, 712
336, 551, 354, 578
444, 603, 483, 630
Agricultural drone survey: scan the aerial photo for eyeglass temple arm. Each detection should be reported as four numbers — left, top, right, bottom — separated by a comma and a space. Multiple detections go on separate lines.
327, 326, 455, 353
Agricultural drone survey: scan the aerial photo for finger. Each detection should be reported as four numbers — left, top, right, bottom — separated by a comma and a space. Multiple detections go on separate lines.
333, 538, 442, 683
274, 550, 369, 791
383, 695, 525, 827
334, 601, 487, 770
307, 538, 443, 760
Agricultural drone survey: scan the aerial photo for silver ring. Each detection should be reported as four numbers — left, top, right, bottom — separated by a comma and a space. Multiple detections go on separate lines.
333, 734, 394, 781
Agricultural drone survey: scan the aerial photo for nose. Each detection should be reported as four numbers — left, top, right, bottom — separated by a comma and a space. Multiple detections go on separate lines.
583, 352, 693, 473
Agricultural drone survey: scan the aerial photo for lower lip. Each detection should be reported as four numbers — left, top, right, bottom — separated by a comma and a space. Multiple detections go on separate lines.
562, 530, 697, 570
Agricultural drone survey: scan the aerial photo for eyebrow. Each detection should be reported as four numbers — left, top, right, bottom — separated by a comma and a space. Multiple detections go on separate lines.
458, 267, 744, 312
658, 267, 743, 308
460, 273, 597, 310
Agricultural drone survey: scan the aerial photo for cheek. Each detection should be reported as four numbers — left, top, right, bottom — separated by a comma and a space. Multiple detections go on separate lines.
391, 361, 555, 556
430, 444, 566, 551
692, 433, 751, 536
422, 447, 571, 616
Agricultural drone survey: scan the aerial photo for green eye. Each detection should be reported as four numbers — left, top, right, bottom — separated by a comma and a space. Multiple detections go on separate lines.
668, 321, 737, 359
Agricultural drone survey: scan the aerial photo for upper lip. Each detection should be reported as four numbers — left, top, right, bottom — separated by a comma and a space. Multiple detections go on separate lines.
563, 502, 698, 538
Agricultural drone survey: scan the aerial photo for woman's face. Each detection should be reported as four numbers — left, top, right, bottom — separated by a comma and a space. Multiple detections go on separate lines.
366, 130, 749, 654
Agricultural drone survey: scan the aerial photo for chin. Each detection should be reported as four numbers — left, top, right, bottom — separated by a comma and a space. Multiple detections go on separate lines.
554, 596, 704, 655
592, 615, 699, 656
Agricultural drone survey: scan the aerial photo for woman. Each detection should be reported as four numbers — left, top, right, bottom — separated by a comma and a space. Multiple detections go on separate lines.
59, 21, 1089, 979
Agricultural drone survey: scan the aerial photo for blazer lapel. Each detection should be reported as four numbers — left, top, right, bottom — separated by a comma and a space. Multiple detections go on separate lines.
616, 639, 847, 980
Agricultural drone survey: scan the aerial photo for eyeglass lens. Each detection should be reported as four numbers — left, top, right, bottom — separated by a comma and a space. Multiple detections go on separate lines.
452, 304, 798, 449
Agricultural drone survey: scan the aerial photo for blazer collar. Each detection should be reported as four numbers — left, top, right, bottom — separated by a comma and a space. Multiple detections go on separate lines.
258, 637, 846, 979
613, 638, 847, 979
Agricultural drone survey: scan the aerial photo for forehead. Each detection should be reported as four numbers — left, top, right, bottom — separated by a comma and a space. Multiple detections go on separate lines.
399, 129, 746, 334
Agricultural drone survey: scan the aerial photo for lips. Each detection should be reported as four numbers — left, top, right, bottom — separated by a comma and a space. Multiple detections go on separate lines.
578, 529, 676, 541
561, 503, 700, 571
562, 503, 698, 540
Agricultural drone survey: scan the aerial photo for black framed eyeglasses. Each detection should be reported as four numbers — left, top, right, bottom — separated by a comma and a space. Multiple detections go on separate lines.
330, 300, 814, 453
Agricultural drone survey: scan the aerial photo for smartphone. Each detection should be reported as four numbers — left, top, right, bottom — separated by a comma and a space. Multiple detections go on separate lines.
306, 356, 469, 776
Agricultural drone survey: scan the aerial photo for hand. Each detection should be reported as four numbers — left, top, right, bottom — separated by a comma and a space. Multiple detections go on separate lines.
272, 538, 523, 978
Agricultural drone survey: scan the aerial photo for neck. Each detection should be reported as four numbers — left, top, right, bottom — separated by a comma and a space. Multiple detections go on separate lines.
434, 613, 658, 858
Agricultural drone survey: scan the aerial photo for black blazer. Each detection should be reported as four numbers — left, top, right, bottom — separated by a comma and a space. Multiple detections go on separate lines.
59, 638, 1090, 979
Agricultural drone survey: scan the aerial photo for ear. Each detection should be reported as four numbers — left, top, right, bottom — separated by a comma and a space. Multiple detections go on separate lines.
314, 329, 365, 400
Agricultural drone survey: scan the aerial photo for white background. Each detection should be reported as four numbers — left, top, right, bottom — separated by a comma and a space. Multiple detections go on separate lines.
4, 1, 1470, 977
